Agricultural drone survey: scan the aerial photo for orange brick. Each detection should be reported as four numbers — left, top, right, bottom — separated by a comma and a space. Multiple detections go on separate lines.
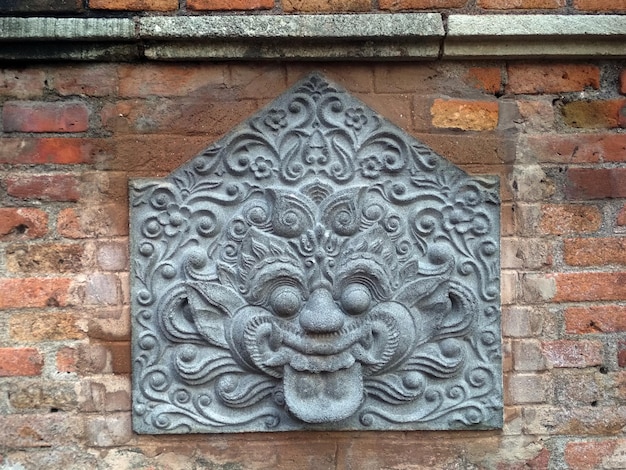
553, 272, 626, 302
431, 99, 498, 131
9, 312, 84, 342
539, 204, 602, 235
89, 0, 177, 10
564, 237, 626, 266
565, 306, 626, 334
562, 99, 626, 129
574, 0, 626, 11
189, 0, 273, 8
380, 0, 465, 9
0, 277, 72, 309
2, 101, 89, 133
508, 64, 600, 94
479, 0, 564, 7
465, 67, 502, 95
0, 208, 48, 240
0, 138, 110, 165
283, 0, 370, 11
0, 348, 43, 376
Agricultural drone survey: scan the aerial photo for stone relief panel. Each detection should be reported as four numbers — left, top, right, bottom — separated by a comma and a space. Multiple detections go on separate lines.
130, 74, 502, 433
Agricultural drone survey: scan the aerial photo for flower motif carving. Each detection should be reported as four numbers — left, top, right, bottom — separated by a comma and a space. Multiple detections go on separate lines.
131, 74, 502, 434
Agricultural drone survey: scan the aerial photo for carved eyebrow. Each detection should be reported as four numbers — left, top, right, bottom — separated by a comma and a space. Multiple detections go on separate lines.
245, 262, 307, 306
335, 258, 391, 301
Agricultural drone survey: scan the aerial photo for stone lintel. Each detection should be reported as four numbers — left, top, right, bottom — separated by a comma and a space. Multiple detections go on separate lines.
0, 14, 625, 60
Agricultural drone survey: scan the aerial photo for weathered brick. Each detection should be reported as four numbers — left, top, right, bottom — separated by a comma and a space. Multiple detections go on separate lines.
565, 168, 626, 199
79, 376, 131, 412
118, 64, 225, 98
283, 0, 370, 11
379, 0, 466, 9
85, 413, 133, 447
539, 204, 602, 235
0, 0, 81, 11
501, 271, 519, 305
564, 237, 626, 266
564, 440, 620, 470
621, 69, 626, 95
88, 307, 130, 341
85, 273, 120, 306
479, 0, 564, 7
0, 138, 111, 165
0, 69, 46, 98
506, 374, 550, 404
431, 98, 499, 131
0, 277, 71, 309
415, 133, 514, 166
566, 306, 626, 334
49, 64, 118, 97
0, 414, 84, 448
561, 99, 626, 129
524, 133, 626, 163
5, 174, 80, 202
552, 272, 626, 302
89, 0, 177, 10
9, 312, 84, 342
508, 64, 599, 94
102, 342, 131, 375
574, 0, 626, 11
512, 340, 546, 371
189, 0, 273, 8
501, 237, 553, 269
6, 242, 85, 274
0, 208, 48, 240
359, 93, 412, 132
7, 380, 78, 411
2, 101, 89, 133
465, 67, 502, 95
0, 348, 43, 376
521, 273, 556, 303
287, 64, 373, 94
100, 98, 258, 137
554, 370, 604, 406
618, 340, 626, 368
56, 347, 77, 373
57, 205, 128, 239
497, 448, 550, 470
502, 306, 543, 337
516, 100, 555, 132
541, 340, 603, 368
618, 204, 626, 227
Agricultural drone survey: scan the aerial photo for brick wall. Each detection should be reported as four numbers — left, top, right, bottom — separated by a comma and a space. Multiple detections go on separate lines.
1, 1, 626, 468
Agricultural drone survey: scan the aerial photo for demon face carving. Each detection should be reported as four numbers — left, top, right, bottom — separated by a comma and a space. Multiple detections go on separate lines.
131, 74, 501, 433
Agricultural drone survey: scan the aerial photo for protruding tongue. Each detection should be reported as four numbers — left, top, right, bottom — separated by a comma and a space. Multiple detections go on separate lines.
283, 363, 363, 423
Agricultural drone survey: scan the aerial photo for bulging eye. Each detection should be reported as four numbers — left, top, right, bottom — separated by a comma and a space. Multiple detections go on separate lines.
269, 286, 302, 318
340, 283, 371, 315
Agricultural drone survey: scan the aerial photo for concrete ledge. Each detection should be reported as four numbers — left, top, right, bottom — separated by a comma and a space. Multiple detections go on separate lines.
0, 14, 625, 60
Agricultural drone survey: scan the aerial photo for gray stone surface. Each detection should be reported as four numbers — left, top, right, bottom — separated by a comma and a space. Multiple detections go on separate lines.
138, 14, 444, 39
130, 73, 502, 434
0, 17, 135, 41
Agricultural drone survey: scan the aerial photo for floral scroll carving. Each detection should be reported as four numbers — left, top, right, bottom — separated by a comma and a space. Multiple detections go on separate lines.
131, 74, 502, 433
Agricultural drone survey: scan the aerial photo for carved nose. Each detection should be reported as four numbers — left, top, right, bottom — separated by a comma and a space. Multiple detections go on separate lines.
299, 288, 344, 334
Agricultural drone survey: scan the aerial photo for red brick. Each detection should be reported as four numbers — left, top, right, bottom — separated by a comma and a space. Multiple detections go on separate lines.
481, 0, 564, 6
565, 440, 620, 469
621, 69, 626, 95
0, 348, 43, 376
57, 205, 128, 238
0, 277, 72, 309
508, 63, 599, 94
525, 133, 626, 163
0, 69, 45, 98
465, 67, 502, 95
541, 340, 603, 368
562, 99, 626, 129
379, 0, 465, 9
539, 204, 602, 235
9, 312, 84, 342
618, 204, 626, 227
564, 238, 626, 266
5, 174, 80, 202
189, 0, 274, 8
0, 208, 48, 240
431, 99, 499, 131
552, 272, 626, 302
619, 340, 626, 368
0, 138, 110, 165
283, 0, 370, 11
574, 0, 626, 11
118, 64, 225, 97
2, 101, 89, 133
101, 98, 258, 137
565, 168, 626, 199
49, 64, 118, 97
89, 0, 177, 10
5, 243, 85, 273
359, 93, 413, 132
0, 0, 81, 11
566, 306, 626, 334
103, 342, 131, 375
